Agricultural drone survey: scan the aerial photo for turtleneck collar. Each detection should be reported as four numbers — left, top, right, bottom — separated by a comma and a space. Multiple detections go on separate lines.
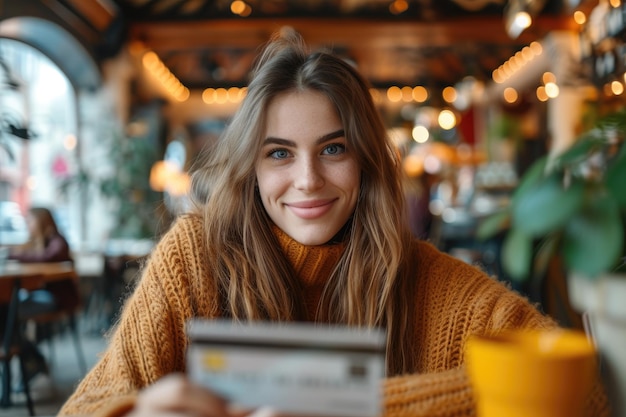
271, 224, 347, 288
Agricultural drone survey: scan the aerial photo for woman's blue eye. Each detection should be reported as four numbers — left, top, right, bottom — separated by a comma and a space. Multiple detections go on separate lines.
323, 143, 345, 155
269, 149, 290, 159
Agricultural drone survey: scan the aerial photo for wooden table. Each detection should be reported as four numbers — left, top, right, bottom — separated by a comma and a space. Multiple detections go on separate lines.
0, 261, 77, 412
0, 261, 77, 283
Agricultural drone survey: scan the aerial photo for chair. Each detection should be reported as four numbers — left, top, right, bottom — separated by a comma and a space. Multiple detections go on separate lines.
0, 275, 44, 416
21, 274, 87, 375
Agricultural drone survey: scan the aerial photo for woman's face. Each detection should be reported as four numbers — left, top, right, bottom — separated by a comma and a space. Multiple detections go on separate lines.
255, 89, 360, 246
26, 213, 40, 237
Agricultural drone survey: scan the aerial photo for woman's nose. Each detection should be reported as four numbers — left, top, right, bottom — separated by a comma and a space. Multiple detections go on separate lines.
294, 159, 325, 191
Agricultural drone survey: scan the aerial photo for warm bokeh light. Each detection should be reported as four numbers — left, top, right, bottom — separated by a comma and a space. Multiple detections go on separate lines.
201, 86, 246, 104
239, 4, 252, 16
545, 82, 560, 98
438, 109, 456, 130
542, 72, 556, 84
142, 51, 158, 68
63, 134, 77, 150
149, 160, 191, 196
231, 1, 246, 15
503, 87, 518, 104
215, 88, 229, 104
611, 80, 624, 95
387, 86, 403, 102
493, 42, 542, 83
167, 173, 191, 196
492, 69, 505, 84
202, 88, 215, 103
401, 86, 413, 102
530, 41, 543, 55
509, 55, 521, 71
513, 11, 532, 31
536, 85, 548, 101
442, 86, 457, 103
390, 0, 409, 14
403, 154, 423, 177
573, 10, 586, 25
142, 50, 189, 102
412, 86, 428, 102
412, 125, 429, 143
502, 61, 512, 78
149, 161, 175, 192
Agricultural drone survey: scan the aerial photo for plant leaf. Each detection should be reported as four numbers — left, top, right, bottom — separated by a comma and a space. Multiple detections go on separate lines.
476, 209, 510, 240
533, 233, 561, 279
511, 156, 548, 206
512, 174, 585, 236
502, 228, 533, 282
606, 146, 626, 208
552, 133, 603, 169
563, 194, 624, 278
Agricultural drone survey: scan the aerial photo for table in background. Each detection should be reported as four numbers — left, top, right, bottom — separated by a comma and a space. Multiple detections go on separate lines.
0, 261, 77, 411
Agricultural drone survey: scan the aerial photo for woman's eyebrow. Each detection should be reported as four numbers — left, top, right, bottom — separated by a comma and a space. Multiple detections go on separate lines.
316, 129, 345, 144
262, 129, 345, 147
262, 137, 294, 147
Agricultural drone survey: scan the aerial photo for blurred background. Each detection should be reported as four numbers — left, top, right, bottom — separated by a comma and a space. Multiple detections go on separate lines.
0, 1, 622, 400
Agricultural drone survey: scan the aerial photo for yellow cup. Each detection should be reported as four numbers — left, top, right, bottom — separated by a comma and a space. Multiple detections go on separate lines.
466, 329, 597, 417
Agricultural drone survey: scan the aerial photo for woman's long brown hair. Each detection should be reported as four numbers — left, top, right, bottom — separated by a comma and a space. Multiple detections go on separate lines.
22, 207, 61, 253
190, 29, 417, 376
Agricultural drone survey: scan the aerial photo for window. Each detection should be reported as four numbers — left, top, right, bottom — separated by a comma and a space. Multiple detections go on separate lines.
0, 38, 78, 245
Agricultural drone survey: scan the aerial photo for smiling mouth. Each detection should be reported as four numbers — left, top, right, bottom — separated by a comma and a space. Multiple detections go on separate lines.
287, 199, 335, 219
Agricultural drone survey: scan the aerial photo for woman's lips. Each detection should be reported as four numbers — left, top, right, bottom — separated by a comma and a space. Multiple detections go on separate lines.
286, 199, 335, 219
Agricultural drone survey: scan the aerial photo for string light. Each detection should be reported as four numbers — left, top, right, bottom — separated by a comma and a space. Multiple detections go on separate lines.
142, 51, 190, 102
611, 80, 624, 95
438, 109, 457, 130
202, 87, 248, 104
442, 86, 457, 103
493, 41, 543, 84
231, 1, 252, 16
389, 0, 409, 14
503, 87, 518, 104
573, 10, 586, 25
387, 86, 403, 102
412, 86, 428, 102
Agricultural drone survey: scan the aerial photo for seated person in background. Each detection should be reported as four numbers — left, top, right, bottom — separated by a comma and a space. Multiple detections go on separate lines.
8, 206, 72, 263
7, 206, 76, 357
59, 30, 609, 417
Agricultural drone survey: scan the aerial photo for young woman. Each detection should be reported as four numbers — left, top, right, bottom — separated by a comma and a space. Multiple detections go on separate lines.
8, 206, 71, 263
59, 31, 608, 417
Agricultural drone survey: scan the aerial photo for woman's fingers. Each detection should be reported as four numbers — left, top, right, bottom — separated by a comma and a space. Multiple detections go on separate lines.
131, 373, 229, 417
246, 407, 278, 417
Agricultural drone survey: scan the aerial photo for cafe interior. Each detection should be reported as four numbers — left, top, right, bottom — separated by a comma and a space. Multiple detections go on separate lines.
1, 0, 626, 416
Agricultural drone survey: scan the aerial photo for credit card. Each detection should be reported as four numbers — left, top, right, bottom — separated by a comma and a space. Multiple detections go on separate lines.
186, 319, 386, 417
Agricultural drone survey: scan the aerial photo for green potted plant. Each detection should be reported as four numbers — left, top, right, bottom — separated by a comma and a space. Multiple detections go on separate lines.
479, 109, 626, 281
478, 106, 626, 417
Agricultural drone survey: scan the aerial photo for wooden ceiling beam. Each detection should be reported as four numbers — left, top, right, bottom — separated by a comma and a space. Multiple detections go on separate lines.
128, 15, 577, 51
126, 13, 578, 88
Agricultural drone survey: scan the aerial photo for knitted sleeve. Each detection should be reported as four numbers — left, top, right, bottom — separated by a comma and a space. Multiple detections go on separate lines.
380, 241, 610, 417
58, 215, 216, 417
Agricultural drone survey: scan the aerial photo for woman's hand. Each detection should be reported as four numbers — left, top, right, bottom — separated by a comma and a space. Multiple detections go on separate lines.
127, 373, 231, 417
127, 373, 285, 417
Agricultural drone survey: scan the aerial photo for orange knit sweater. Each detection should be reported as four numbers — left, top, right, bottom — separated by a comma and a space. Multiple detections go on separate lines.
59, 215, 609, 417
